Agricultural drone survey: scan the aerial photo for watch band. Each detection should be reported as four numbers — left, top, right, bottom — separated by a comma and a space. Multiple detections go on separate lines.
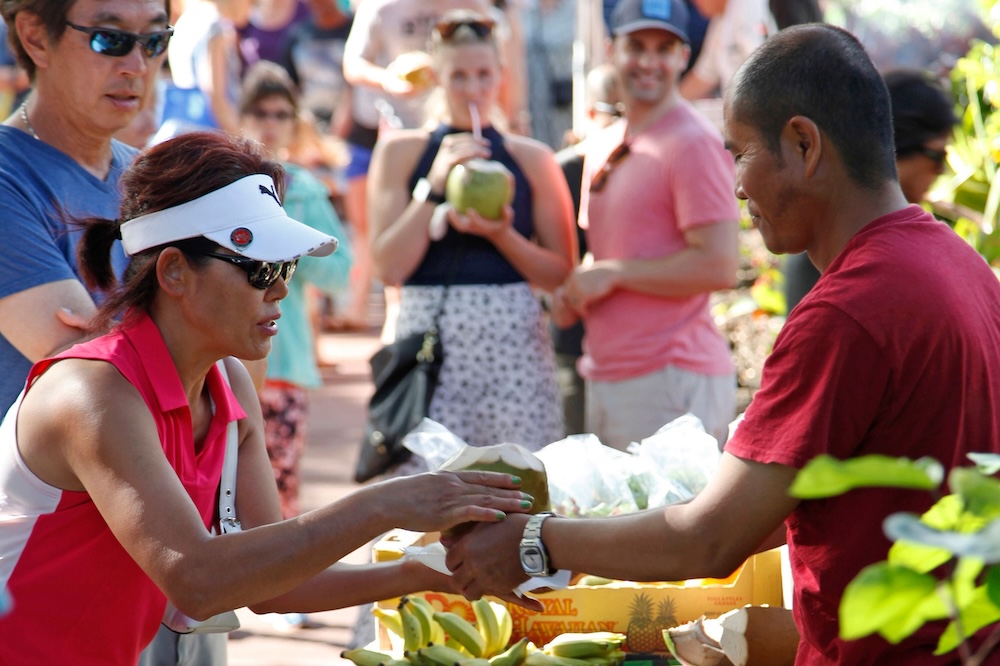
412, 177, 446, 205
520, 511, 556, 576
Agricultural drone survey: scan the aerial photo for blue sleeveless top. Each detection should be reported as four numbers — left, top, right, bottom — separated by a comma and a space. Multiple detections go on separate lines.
405, 124, 534, 286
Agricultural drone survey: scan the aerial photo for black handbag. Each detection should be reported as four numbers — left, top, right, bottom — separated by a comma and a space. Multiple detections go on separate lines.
353, 328, 443, 482
354, 238, 466, 483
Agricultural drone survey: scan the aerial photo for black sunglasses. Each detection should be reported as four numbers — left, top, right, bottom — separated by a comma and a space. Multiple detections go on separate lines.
201, 251, 298, 290
436, 18, 495, 40
590, 142, 630, 193
65, 21, 174, 58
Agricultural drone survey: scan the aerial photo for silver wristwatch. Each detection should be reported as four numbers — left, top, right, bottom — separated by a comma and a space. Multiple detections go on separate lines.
519, 512, 556, 577
412, 177, 446, 205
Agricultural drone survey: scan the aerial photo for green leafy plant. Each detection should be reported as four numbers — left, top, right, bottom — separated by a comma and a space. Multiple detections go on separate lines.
928, 0, 1000, 269
791, 453, 1000, 664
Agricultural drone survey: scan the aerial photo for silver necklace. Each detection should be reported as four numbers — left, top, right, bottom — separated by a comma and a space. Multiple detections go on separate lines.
19, 102, 39, 141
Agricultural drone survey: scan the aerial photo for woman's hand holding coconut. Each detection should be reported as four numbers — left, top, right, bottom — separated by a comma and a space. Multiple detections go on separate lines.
373, 469, 533, 534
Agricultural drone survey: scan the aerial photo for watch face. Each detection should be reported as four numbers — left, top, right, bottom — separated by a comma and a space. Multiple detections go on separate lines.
413, 178, 430, 202
521, 546, 543, 573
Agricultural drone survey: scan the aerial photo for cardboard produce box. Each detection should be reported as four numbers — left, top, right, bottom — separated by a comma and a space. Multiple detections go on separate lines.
372, 529, 785, 654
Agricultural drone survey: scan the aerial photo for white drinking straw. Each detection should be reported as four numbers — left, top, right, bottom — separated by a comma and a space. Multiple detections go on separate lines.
469, 102, 482, 140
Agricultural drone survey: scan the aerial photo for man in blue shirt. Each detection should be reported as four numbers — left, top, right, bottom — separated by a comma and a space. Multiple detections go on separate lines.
0, 0, 170, 415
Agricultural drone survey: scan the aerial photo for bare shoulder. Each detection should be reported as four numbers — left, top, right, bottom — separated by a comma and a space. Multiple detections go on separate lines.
502, 132, 556, 163
374, 129, 432, 163
22, 358, 142, 420
17, 358, 152, 489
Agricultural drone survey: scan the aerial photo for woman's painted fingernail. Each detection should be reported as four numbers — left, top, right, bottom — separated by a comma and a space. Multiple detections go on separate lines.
510, 476, 522, 485
496, 511, 506, 520
520, 500, 532, 509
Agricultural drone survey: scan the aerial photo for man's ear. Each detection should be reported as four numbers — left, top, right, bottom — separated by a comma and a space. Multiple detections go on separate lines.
156, 248, 190, 297
678, 42, 691, 71
15, 11, 53, 72
784, 115, 823, 179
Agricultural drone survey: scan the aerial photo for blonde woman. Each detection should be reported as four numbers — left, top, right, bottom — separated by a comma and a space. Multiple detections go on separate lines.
368, 10, 576, 472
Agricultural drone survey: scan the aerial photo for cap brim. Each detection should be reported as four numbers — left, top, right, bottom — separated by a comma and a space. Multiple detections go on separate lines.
203, 212, 339, 262
119, 174, 339, 261
613, 19, 688, 42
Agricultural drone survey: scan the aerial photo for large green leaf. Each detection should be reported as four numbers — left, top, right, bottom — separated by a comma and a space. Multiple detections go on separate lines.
888, 497, 979, 573
884, 514, 1000, 563
840, 563, 943, 641
888, 541, 954, 574
789, 455, 944, 499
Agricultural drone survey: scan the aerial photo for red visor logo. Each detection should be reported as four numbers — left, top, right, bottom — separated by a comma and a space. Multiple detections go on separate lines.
231, 228, 253, 247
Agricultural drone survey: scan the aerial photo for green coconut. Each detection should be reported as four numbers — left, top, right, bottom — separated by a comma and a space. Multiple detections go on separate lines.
439, 443, 550, 513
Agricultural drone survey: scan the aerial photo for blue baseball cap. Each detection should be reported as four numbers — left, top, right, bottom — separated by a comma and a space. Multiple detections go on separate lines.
610, 0, 690, 43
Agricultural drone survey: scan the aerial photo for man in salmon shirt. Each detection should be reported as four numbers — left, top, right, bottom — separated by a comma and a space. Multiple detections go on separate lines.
551, 0, 740, 451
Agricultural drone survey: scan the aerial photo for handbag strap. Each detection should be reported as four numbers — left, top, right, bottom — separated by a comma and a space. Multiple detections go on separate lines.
214, 359, 241, 534
428, 225, 472, 330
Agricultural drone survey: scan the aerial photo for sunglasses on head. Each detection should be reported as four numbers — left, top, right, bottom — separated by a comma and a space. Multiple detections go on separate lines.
248, 108, 296, 122
200, 251, 298, 290
589, 141, 630, 193
65, 21, 174, 58
435, 17, 495, 40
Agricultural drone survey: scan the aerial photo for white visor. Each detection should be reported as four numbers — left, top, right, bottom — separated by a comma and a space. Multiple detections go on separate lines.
119, 174, 338, 261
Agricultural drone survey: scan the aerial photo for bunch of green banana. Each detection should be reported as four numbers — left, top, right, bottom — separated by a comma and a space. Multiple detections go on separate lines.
537, 632, 627, 666
372, 597, 514, 659
361, 596, 521, 666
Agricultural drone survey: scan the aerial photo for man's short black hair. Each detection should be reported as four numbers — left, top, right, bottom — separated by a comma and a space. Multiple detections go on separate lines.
729, 24, 898, 189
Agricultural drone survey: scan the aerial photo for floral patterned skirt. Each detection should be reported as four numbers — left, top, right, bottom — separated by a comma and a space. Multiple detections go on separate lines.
388, 282, 563, 475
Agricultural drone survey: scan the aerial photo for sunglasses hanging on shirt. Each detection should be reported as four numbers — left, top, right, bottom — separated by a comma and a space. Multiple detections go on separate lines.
590, 142, 631, 193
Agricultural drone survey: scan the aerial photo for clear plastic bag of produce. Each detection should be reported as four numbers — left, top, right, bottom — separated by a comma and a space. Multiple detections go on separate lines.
538, 413, 722, 518
402, 414, 722, 518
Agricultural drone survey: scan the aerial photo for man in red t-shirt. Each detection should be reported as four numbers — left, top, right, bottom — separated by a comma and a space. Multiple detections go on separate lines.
444, 23, 1000, 665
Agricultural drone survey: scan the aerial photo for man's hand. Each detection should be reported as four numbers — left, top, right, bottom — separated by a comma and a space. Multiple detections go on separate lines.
561, 260, 619, 314
549, 287, 580, 328
382, 52, 435, 99
442, 514, 543, 610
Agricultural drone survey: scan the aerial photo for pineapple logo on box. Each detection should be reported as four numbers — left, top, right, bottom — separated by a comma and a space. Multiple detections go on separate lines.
626, 594, 676, 652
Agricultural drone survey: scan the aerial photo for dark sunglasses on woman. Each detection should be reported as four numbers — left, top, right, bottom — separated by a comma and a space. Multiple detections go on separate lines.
200, 251, 298, 290
65, 21, 174, 58
435, 17, 495, 40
